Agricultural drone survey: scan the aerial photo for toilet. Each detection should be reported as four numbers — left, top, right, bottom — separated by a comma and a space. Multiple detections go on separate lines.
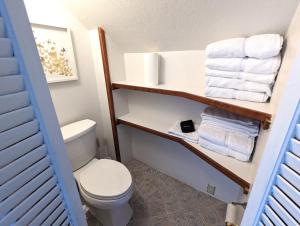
61, 119, 133, 226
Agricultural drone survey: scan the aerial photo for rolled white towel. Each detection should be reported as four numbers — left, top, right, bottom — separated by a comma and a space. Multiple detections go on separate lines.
205, 87, 269, 103
205, 68, 276, 84
205, 76, 272, 96
198, 137, 251, 162
198, 123, 255, 155
245, 34, 283, 59
206, 38, 246, 58
206, 55, 281, 74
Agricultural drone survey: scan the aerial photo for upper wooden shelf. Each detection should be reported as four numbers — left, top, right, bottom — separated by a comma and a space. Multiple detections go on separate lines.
112, 81, 272, 129
117, 113, 254, 193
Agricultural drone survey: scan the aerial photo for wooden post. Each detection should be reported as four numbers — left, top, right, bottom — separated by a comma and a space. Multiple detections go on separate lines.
98, 27, 121, 162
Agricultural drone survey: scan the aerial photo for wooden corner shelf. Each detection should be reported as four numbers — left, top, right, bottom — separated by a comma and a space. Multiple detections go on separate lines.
117, 114, 252, 193
112, 81, 272, 129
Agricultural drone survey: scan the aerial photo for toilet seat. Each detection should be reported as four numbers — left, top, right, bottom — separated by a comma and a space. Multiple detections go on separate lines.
79, 159, 133, 201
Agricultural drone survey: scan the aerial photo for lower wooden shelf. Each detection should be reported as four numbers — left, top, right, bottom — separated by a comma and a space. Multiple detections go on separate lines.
117, 114, 253, 193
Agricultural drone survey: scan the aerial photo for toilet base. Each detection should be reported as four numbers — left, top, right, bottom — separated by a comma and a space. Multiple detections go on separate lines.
90, 203, 133, 226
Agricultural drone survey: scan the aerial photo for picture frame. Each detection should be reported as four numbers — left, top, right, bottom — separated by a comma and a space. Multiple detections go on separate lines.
31, 23, 78, 83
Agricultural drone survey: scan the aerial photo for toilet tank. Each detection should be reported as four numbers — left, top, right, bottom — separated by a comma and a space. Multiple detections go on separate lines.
61, 119, 97, 171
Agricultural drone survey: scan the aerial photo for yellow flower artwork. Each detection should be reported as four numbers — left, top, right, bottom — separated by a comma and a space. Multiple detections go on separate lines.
36, 40, 73, 77
32, 24, 78, 83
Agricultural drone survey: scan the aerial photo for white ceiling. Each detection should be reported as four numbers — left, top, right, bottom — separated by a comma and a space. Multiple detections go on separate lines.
63, 0, 299, 52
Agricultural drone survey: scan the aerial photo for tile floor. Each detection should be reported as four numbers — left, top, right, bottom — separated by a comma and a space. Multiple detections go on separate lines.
87, 159, 227, 226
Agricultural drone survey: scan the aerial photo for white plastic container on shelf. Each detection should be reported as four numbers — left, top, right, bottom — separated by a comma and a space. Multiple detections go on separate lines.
144, 52, 159, 86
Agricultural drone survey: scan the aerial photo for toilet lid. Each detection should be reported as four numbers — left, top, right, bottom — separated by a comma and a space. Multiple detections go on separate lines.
79, 159, 132, 200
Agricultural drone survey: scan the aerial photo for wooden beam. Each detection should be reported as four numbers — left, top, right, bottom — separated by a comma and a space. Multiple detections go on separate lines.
98, 28, 121, 162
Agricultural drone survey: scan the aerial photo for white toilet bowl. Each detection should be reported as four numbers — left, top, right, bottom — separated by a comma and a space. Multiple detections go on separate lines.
74, 158, 133, 226
61, 120, 133, 226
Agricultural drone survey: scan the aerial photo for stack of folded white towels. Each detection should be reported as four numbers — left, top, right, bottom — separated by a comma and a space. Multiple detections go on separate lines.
198, 107, 260, 161
205, 34, 283, 102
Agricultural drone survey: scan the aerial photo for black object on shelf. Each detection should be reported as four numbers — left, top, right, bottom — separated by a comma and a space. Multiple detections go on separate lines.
180, 120, 195, 133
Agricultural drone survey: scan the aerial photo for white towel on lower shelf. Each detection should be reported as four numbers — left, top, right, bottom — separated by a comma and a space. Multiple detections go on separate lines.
198, 123, 255, 155
167, 120, 199, 143
201, 107, 260, 136
199, 137, 251, 162
202, 106, 260, 128
205, 76, 272, 96
205, 55, 281, 74
198, 123, 226, 146
201, 118, 259, 137
205, 87, 269, 103
245, 34, 283, 59
205, 68, 276, 84
227, 131, 255, 155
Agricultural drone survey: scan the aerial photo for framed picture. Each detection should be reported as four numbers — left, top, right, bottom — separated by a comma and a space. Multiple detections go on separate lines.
32, 24, 78, 83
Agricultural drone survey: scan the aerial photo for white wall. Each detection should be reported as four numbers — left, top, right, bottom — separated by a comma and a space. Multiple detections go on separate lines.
24, 0, 106, 156
62, 0, 299, 52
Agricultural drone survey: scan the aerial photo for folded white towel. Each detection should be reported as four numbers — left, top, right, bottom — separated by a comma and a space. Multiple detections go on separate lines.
205, 86, 269, 103
206, 55, 281, 74
227, 131, 255, 155
198, 123, 255, 155
245, 34, 283, 59
205, 68, 276, 84
199, 137, 251, 162
242, 55, 281, 74
198, 123, 226, 146
205, 68, 240, 79
206, 34, 283, 59
201, 107, 260, 136
201, 120, 259, 137
206, 57, 243, 72
206, 38, 246, 58
242, 72, 276, 85
206, 76, 272, 96
168, 120, 199, 143
202, 105, 258, 127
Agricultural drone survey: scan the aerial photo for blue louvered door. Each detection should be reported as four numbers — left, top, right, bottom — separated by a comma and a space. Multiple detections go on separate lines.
0, 0, 86, 225
259, 126, 300, 226
242, 49, 300, 225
